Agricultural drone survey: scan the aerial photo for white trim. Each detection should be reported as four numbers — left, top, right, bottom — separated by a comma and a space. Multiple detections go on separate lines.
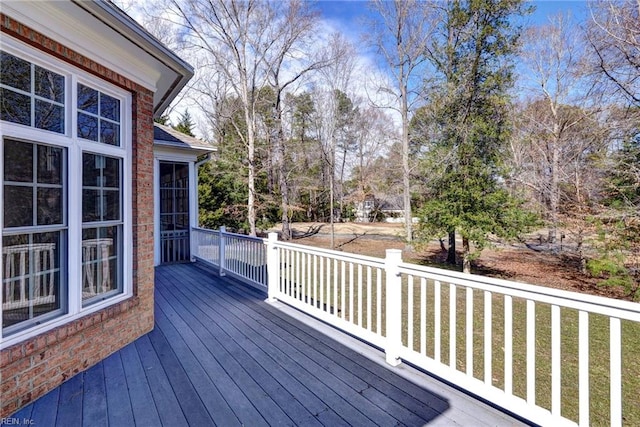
0, 38, 134, 348
153, 158, 160, 266
153, 150, 199, 266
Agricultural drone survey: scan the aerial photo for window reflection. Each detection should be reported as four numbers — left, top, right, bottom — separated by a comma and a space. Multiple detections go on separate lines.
35, 65, 64, 103
3, 140, 65, 229
82, 153, 121, 223
0, 51, 65, 133
77, 83, 120, 146
0, 52, 30, 92
82, 226, 121, 304
2, 232, 64, 330
0, 88, 31, 126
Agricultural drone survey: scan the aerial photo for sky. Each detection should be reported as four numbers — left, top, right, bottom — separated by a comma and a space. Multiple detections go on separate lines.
316, 1, 589, 34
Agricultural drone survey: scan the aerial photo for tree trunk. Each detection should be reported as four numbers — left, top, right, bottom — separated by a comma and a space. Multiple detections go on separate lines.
275, 92, 291, 241
279, 140, 291, 240
401, 82, 413, 246
447, 230, 456, 265
462, 235, 471, 274
330, 137, 336, 250
548, 126, 560, 250
246, 114, 257, 237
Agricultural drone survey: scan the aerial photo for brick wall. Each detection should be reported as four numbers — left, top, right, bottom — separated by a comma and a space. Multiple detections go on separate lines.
0, 15, 155, 417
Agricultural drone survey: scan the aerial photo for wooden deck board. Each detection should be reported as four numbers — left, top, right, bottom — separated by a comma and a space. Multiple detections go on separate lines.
134, 334, 188, 426
159, 267, 385, 426
103, 351, 135, 427
55, 371, 83, 427
155, 286, 316, 426
82, 361, 108, 427
11, 262, 528, 426
118, 343, 162, 427
29, 385, 58, 426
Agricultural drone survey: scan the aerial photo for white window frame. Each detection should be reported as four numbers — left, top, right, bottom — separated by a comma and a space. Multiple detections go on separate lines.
0, 37, 133, 348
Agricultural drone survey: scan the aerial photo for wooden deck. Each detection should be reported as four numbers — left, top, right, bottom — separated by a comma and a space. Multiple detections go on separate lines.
11, 263, 528, 426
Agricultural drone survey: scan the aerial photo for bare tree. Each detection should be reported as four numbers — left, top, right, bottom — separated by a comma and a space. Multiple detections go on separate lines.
314, 35, 358, 248
366, 0, 435, 245
517, 13, 599, 250
146, 0, 329, 236
266, 11, 342, 240
586, 0, 640, 106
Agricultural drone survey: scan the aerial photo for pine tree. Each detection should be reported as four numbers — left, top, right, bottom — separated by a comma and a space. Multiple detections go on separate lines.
173, 110, 196, 137
416, 0, 536, 273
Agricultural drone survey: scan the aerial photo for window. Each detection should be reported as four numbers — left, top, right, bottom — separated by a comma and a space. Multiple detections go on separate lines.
1, 43, 131, 341
82, 153, 122, 305
0, 52, 65, 133
2, 140, 67, 332
78, 84, 121, 146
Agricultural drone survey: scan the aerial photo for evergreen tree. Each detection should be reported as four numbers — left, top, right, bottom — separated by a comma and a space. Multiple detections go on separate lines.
154, 115, 170, 125
416, 0, 536, 273
173, 109, 196, 137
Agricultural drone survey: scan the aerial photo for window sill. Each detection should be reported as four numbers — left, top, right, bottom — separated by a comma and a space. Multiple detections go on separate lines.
0, 293, 139, 351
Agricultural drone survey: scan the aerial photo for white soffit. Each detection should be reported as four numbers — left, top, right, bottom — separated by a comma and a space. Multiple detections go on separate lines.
1, 0, 193, 116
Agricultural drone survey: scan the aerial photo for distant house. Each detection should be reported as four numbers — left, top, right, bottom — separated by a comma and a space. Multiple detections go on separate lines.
0, 1, 207, 416
354, 194, 376, 223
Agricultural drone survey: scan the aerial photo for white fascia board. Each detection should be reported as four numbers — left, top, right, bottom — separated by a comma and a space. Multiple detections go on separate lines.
154, 145, 200, 163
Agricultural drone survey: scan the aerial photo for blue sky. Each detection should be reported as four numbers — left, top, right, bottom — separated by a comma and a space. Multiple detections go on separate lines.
316, 1, 589, 30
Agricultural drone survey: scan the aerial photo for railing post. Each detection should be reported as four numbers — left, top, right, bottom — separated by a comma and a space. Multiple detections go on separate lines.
219, 226, 226, 277
266, 232, 279, 302
385, 249, 403, 367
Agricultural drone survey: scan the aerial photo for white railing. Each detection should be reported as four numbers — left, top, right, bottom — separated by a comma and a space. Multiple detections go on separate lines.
261, 234, 640, 427
191, 227, 267, 290
189, 228, 640, 426
267, 236, 387, 350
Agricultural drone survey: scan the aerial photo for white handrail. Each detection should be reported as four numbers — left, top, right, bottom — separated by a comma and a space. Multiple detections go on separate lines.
191, 227, 267, 290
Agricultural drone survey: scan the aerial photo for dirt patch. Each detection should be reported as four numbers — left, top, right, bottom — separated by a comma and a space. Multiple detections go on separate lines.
269, 222, 631, 301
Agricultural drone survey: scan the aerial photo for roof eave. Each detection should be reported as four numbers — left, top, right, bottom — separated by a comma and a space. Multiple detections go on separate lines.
74, 0, 194, 117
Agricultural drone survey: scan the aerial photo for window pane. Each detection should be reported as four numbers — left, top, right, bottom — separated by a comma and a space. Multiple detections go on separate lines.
103, 157, 120, 188
34, 66, 64, 103
4, 186, 33, 227
82, 226, 120, 304
37, 188, 62, 225
100, 93, 120, 122
78, 112, 98, 141
0, 88, 31, 126
35, 100, 64, 133
160, 214, 173, 231
4, 139, 33, 182
82, 153, 101, 187
160, 163, 173, 187
82, 189, 100, 222
104, 190, 120, 221
0, 52, 30, 92
177, 214, 189, 229
77, 84, 98, 114
175, 164, 188, 188
37, 145, 63, 185
2, 232, 65, 330
160, 188, 173, 213
176, 189, 188, 213
100, 120, 119, 146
